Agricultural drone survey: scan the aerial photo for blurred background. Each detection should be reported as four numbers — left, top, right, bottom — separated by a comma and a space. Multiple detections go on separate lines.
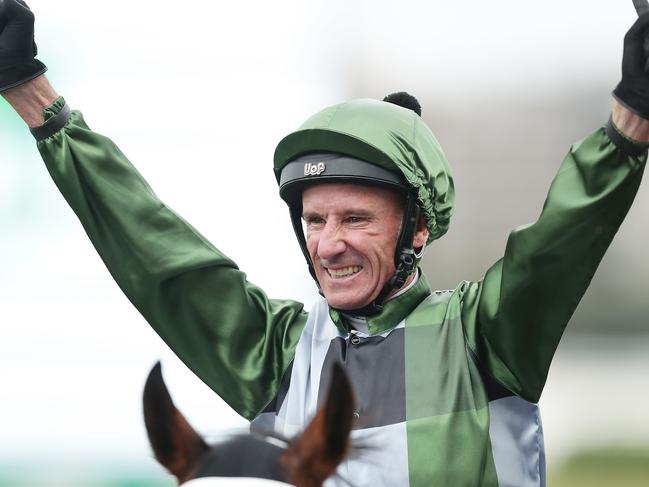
1, 0, 648, 485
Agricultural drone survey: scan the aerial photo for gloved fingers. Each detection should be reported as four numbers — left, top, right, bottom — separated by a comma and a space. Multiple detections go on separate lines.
14, 0, 35, 24
13, 0, 37, 57
14, 0, 37, 57
13, 0, 33, 14
0, 0, 8, 32
625, 12, 649, 41
0, 1, 35, 62
623, 14, 649, 75
634, 0, 649, 16
14, 1, 34, 21
4, 0, 33, 16
0, 0, 34, 26
0, 0, 44, 91
0, 0, 34, 40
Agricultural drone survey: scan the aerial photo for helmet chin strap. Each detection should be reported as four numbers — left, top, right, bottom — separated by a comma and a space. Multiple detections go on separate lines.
289, 192, 421, 317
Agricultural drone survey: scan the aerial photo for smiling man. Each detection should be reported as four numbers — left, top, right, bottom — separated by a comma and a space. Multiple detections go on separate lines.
3, 1, 649, 486
301, 182, 427, 310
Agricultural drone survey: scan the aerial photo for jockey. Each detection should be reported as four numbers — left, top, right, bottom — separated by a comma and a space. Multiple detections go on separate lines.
2, 1, 649, 485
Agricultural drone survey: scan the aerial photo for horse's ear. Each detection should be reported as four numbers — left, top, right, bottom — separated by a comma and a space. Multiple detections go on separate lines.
142, 362, 209, 483
280, 363, 355, 485
321, 363, 355, 461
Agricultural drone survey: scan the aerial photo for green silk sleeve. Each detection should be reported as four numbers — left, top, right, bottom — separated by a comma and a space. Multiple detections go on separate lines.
461, 124, 646, 403
35, 98, 307, 420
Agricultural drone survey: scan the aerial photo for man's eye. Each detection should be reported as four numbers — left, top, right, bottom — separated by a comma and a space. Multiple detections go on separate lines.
304, 217, 324, 226
346, 216, 366, 224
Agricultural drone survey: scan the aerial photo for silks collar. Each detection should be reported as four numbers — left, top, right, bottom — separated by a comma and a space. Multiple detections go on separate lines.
328, 270, 432, 336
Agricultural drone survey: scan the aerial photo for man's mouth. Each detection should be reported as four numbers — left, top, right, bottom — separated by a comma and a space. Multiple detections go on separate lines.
326, 266, 362, 279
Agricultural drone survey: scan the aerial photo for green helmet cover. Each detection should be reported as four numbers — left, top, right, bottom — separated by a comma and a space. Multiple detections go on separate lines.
273, 98, 455, 244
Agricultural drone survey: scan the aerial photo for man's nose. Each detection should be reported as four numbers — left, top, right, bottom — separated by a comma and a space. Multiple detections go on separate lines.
317, 223, 346, 260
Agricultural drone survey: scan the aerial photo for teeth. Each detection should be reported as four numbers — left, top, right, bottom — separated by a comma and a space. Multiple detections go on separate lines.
328, 266, 362, 278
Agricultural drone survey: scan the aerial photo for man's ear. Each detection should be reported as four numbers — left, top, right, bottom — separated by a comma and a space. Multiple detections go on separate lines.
142, 362, 209, 483
412, 213, 429, 249
280, 363, 355, 486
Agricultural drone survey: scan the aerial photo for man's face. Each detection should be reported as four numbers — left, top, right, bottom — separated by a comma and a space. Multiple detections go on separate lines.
301, 183, 405, 310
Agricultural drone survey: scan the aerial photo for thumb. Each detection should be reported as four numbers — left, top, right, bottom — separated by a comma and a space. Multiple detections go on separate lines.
626, 12, 649, 41
623, 13, 649, 75
0, 0, 34, 26
635, 0, 649, 16
0, 1, 6, 30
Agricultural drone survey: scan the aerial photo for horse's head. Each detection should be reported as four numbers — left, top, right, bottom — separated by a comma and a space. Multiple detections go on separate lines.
143, 362, 355, 486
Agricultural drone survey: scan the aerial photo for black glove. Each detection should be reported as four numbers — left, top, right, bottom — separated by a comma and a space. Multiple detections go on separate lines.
0, 0, 46, 92
613, 13, 649, 119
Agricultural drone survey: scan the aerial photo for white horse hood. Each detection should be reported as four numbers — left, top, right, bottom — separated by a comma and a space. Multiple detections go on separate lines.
183, 477, 291, 487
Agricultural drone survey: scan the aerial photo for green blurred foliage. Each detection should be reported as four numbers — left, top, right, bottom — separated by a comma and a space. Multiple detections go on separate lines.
550, 449, 649, 487
0, 463, 174, 487
0, 481, 171, 487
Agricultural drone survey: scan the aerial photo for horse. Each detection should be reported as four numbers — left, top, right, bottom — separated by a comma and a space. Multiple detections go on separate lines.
142, 362, 356, 486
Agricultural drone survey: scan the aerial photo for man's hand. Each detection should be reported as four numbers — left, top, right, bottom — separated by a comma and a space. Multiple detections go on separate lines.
613, 14, 649, 120
0, 0, 56, 128
0, 0, 46, 92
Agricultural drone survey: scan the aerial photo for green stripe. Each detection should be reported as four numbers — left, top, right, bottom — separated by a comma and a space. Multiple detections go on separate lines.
406, 408, 498, 486
405, 291, 499, 485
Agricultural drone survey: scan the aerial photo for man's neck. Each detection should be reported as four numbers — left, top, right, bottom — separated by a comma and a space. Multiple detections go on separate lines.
343, 270, 421, 326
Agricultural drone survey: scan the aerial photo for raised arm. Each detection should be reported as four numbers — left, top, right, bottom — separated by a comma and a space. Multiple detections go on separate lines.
1, 1, 306, 420
461, 14, 649, 403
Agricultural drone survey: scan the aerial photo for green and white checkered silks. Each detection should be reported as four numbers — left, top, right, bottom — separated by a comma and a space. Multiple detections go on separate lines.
252, 276, 544, 486
35, 98, 645, 486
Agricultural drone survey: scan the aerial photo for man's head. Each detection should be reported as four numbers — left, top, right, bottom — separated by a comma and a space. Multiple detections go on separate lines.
302, 182, 428, 310
274, 93, 454, 314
